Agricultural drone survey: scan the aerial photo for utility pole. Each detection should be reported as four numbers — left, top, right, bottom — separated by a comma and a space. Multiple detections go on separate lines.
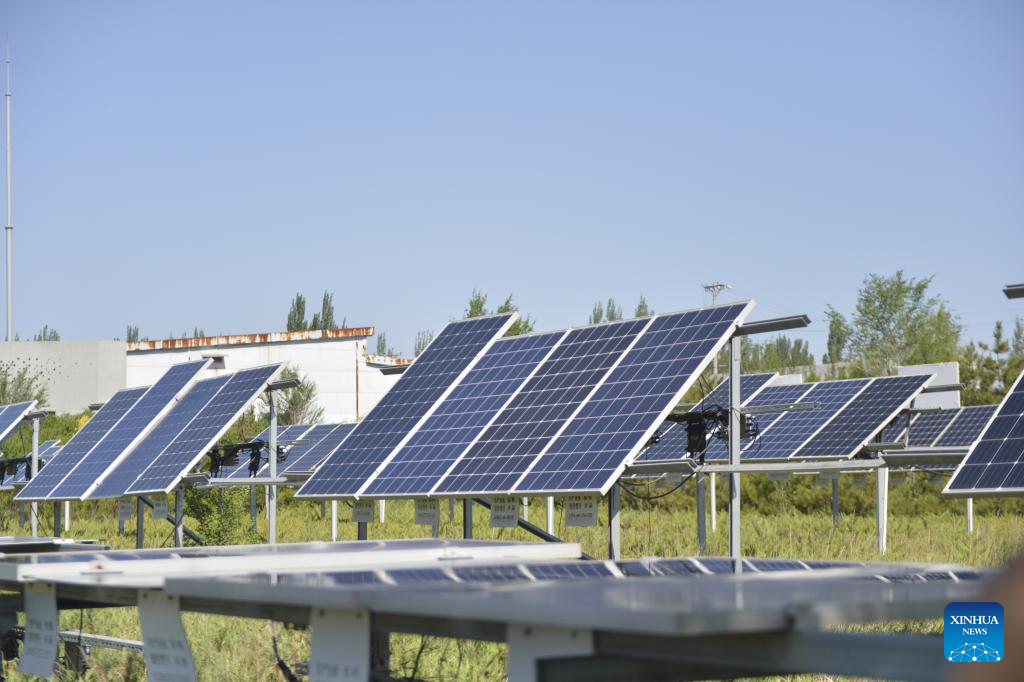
4, 42, 12, 342
702, 282, 730, 375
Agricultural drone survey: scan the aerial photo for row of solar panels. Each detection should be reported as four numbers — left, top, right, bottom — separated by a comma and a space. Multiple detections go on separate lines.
216, 423, 356, 479
879, 404, 998, 448
638, 372, 937, 462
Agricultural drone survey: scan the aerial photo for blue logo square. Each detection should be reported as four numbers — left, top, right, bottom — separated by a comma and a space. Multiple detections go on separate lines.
945, 602, 1003, 662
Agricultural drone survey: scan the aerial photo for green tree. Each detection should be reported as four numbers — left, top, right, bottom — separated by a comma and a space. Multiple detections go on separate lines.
287, 293, 308, 332
960, 318, 1024, 405
0, 366, 48, 406
823, 305, 850, 366
588, 302, 604, 325
741, 335, 815, 372
634, 296, 653, 318
464, 289, 489, 318
414, 330, 434, 356
33, 325, 60, 342
310, 291, 341, 330
375, 332, 394, 357
463, 290, 534, 336
126, 325, 140, 342
605, 298, 623, 322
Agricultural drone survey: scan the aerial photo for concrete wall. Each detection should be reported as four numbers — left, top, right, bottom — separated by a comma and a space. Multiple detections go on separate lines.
0, 341, 126, 414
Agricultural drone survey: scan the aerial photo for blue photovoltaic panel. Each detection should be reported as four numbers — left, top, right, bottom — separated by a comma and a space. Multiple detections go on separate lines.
387, 568, 454, 584
702, 383, 816, 461
224, 425, 311, 479
217, 426, 270, 477
879, 414, 913, 444
516, 303, 752, 494
945, 370, 1024, 494
361, 331, 565, 497
0, 401, 37, 444
523, 562, 615, 581
451, 565, 529, 582
50, 360, 209, 499
433, 318, 650, 496
906, 409, 960, 447
733, 379, 869, 461
283, 424, 355, 473
638, 373, 776, 462
89, 376, 231, 498
297, 315, 514, 498
796, 375, 931, 459
936, 405, 998, 447
9, 441, 62, 485
126, 365, 282, 495
17, 387, 147, 501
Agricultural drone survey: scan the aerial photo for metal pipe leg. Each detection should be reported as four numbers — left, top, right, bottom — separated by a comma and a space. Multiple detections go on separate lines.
696, 472, 707, 555
608, 485, 621, 560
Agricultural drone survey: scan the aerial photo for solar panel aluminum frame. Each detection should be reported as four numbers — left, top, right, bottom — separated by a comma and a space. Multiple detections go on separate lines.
283, 424, 357, 476
51, 360, 213, 501
354, 329, 573, 500
727, 383, 817, 460
790, 376, 934, 461
296, 314, 518, 500
943, 369, 1024, 498
502, 300, 755, 496
0, 400, 37, 445
124, 364, 285, 497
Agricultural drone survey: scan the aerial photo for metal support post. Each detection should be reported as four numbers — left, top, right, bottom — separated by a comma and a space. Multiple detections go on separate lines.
249, 486, 257, 531
378, 500, 386, 523
267, 393, 277, 544
546, 496, 555, 534
330, 500, 338, 542
173, 486, 185, 548
831, 478, 840, 526
522, 496, 529, 522
608, 484, 621, 560
710, 472, 717, 532
966, 498, 974, 535
52, 501, 62, 537
136, 497, 145, 549
463, 499, 473, 539
30, 417, 39, 537
18, 502, 24, 528
357, 521, 367, 541
728, 336, 742, 573
449, 498, 455, 523
63, 501, 70, 531
876, 464, 889, 555
320, 500, 326, 519
696, 472, 707, 554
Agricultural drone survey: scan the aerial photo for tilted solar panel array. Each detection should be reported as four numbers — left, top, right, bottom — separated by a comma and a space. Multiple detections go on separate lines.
361, 331, 566, 497
638, 373, 776, 462
126, 364, 283, 496
7, 441, 62, 486
297, 314, 516, 497
906, 409, 960, 447
17, 387, 147, 501
936, 405, 998, 447
702, 382, 816, 461
223, 424, 312, 479
89, 376, 231, 499
0, 401, 37, 444
945, 369, 1024, 495
50, 360, 210, 500
283, 423, 355, 473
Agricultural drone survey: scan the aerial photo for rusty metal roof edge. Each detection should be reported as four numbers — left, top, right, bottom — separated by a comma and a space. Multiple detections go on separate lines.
126, 327, 376, 353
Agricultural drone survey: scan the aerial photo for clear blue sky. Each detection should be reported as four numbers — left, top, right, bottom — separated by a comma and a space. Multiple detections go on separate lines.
3, 1, 1022, 356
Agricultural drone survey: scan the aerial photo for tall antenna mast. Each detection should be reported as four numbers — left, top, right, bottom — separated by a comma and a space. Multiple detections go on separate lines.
4, 39, 11, 342
703, 281, 731, 374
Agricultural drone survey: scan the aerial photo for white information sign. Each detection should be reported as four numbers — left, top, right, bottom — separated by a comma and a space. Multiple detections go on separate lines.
151, 494, 168, 519
490, 498, 518, 528
414, 499, 439, 527
309, 608, 370, 682
117, 498, 133, 522
352, 500, 374, 523
564, 495, 599, 527
19, 582, 58, 677
138, 591, 197, 682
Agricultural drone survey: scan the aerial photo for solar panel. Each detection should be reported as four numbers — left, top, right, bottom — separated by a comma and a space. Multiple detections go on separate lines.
282, 424, 355, 474
223, 425, 312, 478
728, 379, 868, 461
936, 405, 998, 447
432, 318, 651, 496
879, 414, 913, 444
0, 401, 37, 445
88, 376, 231, 498
702, 383, 816, 461
16, 387, 148, 501
906, 409, 960, 447
451, 565, 530, 582
523, 562, 616, 581
515, 304, 752, 494
296, 314, 515, 498
638, 373, 776, 462
126, 365, 283, 495
945, 369, 1024, 495
48, 360, 210, 500
360, 331, 566, 497
6, 441, 62, 486
795, 375, 931, 459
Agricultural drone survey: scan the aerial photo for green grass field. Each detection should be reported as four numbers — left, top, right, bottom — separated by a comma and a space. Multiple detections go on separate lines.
0, 491, 1020, 681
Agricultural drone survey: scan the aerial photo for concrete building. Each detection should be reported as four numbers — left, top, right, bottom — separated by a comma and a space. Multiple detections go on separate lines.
0, 328, 407, 420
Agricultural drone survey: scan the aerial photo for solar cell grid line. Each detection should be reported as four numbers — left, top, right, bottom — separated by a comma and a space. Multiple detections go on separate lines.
936, 405, 998, 447
514, 302, 754, 494
794, 375, 932, 459
126, 364, 283, 495
737, 379, 871, 461
16, 387, 148, 501
296, 314, 516, 498
638, 372, 777, 462
88, 376, 232, 498
283, 423, 355, 473
49, 360, 211, 500
432, 317, 652, 496
906, 409, 961, 447
360, 330, 567, 497
702, 383, 817, 461
224, 424, 312, 479
944, 369, 1024, 495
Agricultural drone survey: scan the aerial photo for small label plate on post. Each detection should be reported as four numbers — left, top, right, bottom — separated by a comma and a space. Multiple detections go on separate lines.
309, 608, 370, 682
138, 592, 197, 682
117, 498, 133, 521
151, 494, 168, 519
564, 495, 599, 527
490, 498, 518, 528
352, 500, 374, 523
19, 582, 59, 677
414, 499, 439, 526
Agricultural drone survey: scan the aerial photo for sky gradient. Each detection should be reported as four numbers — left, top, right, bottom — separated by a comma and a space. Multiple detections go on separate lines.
3, 1, 1022, 356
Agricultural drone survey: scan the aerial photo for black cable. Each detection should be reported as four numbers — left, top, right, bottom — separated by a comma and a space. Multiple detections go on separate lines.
619, 470, 697, 501
270, 623, 300, 682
